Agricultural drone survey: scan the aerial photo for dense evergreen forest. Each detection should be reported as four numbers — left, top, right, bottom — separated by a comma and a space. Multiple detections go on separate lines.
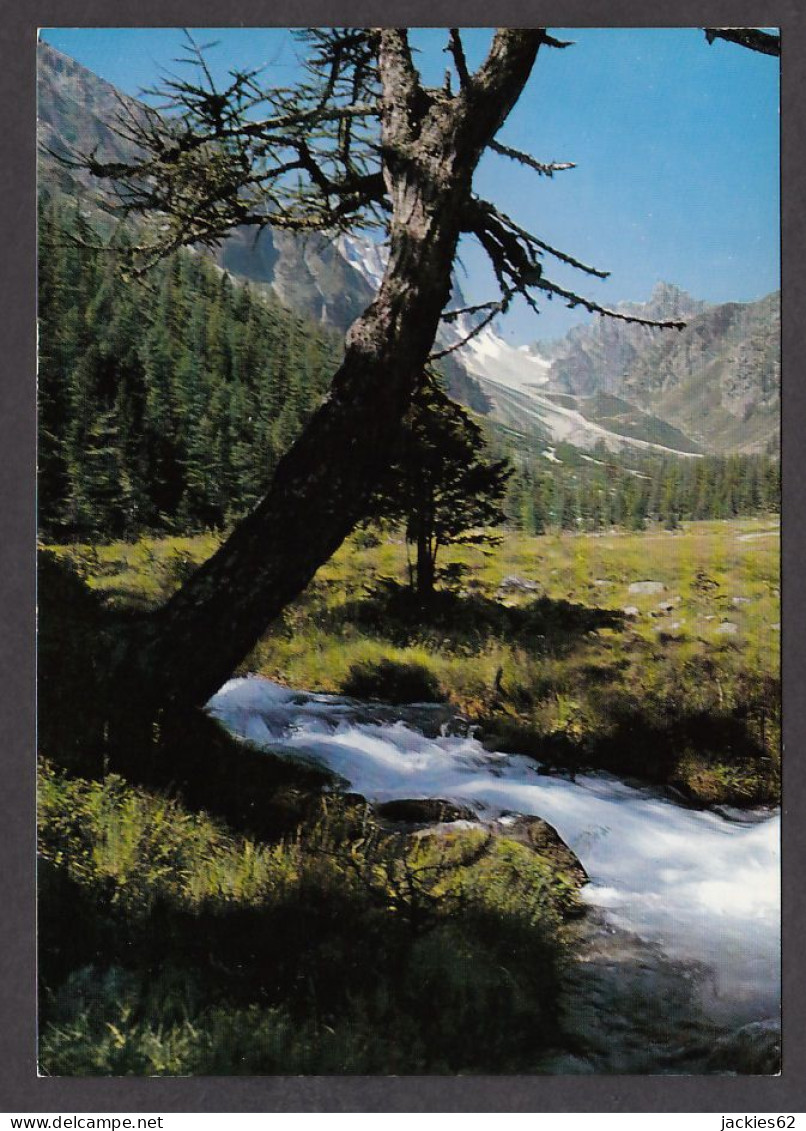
38, 200, 779, 542
38, 200, 343, 538
504, 444, 780, 535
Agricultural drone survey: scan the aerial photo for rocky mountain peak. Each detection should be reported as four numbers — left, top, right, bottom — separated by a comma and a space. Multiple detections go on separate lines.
37, 40, 779, 458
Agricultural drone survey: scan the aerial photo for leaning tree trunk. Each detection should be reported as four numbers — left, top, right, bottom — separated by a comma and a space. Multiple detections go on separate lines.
415, 525, 435, 601
104, 31, 543, 730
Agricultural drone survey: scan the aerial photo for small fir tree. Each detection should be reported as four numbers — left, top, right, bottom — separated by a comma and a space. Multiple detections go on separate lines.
369, 373, 512, 598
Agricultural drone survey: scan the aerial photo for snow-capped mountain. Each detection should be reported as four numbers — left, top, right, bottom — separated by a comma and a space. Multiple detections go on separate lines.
38, 40, 779, 459
337, 232, 553, 395
335, 234, 709, 456
334, 234, 389, 293
446, 321, 553, 395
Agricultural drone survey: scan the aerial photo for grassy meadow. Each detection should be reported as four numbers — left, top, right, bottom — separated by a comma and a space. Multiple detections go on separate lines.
49, 516, 781, 806
37, 516, 780, 1074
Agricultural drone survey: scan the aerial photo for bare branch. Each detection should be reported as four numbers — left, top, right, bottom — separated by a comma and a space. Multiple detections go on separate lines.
461, 30, 545, 147
440, 298, 508, 323
464, 197, 609, 279
54, 27, 695, 327
48, 32, 393, 269
542, 33, 574, 49
429, 296, 511, 361
535, 277, 686, 329
447, 29, 471, 89
462, 197, 685, 334
489, 139, 575, 177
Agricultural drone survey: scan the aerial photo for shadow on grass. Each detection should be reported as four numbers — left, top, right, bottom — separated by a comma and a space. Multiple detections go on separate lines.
480, 702, 779, 807
322, 581, 625, 654
38, 817, 567, 1075
38, 550, 339, 840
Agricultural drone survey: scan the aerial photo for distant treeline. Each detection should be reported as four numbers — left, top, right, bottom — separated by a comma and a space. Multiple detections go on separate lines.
503, 444, 780, 534
39, 200, 342, 538
39, 200, 780, 542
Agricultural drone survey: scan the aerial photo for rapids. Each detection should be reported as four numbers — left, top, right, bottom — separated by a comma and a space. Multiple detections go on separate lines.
208, 675, 780, 1069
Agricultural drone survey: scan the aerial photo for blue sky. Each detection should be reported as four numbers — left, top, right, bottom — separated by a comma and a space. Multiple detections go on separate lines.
40, 27, 780, 343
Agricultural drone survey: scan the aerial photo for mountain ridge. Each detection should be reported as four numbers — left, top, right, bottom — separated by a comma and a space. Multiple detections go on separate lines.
527, 283, 779, 454
37, 40, 780, 459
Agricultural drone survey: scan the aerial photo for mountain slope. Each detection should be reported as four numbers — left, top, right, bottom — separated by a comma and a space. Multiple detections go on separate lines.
621, 292, 780, 454
214, 228, 378, 331
524, 283, 780, 455
37, 41, 149, 201
538, 283, 709, 396
37, 42, 491, 413
37, 41, 779, 459
334, 234, 702, 455
37, 43, 379, 328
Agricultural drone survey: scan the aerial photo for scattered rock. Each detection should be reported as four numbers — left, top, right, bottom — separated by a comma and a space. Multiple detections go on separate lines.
622, 606, 640, 618
498, 574, 540, 593
771, 623, 780, 632
628, 580, 666, 595
403, 811, 589, 919
658, 599, 679, 612
654, 619, 685, 632
715, 622, 738, 635
554, 913, 729, 1074
731, 596, 752, 606
707, 1019, 781, 1075
495, 813, 588, 887
593, 579, 611, 587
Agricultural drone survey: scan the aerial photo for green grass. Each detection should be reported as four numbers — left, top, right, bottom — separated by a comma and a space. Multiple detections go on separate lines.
243, 520, 780, 805
37, 517, 780, 1073
38, 760, 575, 1075
44, 518, 780, 805
40, 533, 223, 610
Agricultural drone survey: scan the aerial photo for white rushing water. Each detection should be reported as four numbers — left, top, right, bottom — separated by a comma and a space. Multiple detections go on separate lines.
208, 676, 780, 1030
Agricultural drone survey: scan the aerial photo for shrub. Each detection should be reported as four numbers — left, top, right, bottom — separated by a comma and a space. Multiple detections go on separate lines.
341, 657, 445, 704
38, 767, 573, 1075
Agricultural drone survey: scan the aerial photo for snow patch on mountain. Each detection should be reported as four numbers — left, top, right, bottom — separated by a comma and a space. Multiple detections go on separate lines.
336, 233, 553, 395
335, 234, 706, 458
336, 233, 389, 292
449, 317, 552, 394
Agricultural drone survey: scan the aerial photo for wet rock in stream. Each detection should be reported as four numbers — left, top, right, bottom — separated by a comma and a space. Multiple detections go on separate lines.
374, 797, 477, 826
537, 912, 780, 1075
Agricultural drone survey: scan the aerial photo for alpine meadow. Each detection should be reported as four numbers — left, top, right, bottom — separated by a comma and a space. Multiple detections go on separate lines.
37, 27, 781, 1075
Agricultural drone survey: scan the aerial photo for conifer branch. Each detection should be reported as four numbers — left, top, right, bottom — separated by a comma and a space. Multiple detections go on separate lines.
447, 29, 471, 89
463, 197, 685, 331
535, 278, 686, 329
489, 139, 575, 177
429, 296, 512, 361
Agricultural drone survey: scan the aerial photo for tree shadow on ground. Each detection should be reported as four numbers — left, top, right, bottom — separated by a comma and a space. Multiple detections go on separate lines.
38, 819, 566, 1075
320, 581, 624, 655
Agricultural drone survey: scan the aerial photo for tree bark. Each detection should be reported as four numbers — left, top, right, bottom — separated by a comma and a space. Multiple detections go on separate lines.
105, 30, 545, 721
415, 525, 435, 600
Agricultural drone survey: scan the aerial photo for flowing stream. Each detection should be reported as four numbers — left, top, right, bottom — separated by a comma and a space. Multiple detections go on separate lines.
208, 676, 781, 1073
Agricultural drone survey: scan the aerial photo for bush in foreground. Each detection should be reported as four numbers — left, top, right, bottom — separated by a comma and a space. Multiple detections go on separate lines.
38, 764, 575, 1075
